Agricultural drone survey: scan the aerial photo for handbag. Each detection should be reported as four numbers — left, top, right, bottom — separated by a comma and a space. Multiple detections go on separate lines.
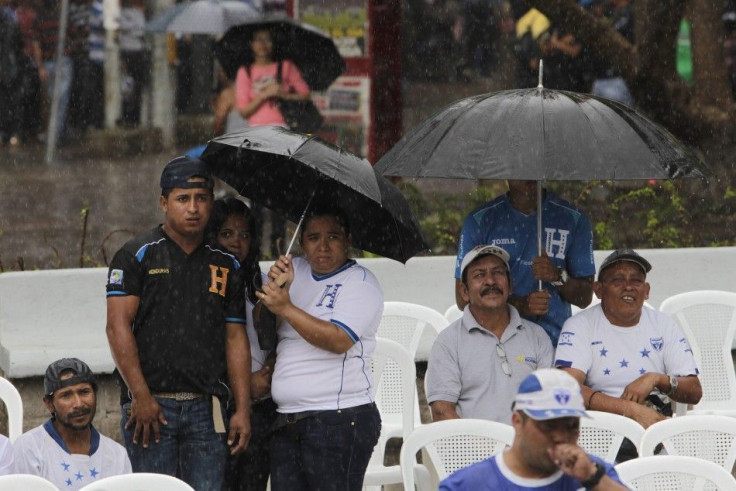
276, 61, 324, 134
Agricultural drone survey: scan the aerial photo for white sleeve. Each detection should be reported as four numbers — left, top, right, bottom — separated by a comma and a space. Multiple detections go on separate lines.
661, 314, 700, 377
10, 435, 42, 475
554, 314, 593, 373
329, 276, 383, 343
0, 436, 13, 476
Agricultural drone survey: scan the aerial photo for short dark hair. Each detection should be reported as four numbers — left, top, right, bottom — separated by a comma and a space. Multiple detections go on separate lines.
299, 205, 351, 243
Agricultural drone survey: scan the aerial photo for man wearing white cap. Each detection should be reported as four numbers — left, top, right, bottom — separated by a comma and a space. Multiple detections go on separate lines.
440, 368, 628, 490
426, 244, 553, 424
555, 249, 702, 430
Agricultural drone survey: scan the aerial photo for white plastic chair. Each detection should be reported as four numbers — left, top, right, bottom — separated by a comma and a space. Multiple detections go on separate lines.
443, 304, 463, 324
0, 376, 23, 442
639, 415, 736, 472
660, 291, 736, 416
363, 337, 416, 490
378, 302, 448, 431
379, 302, 449, 358
578, 410, 645, 463
78, 472, 195, 490
0, 474, 59, 490
400, 419, 514, 491
614, 455, 736, 490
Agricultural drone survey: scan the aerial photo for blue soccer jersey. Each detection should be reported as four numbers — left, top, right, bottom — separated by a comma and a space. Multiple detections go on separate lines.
455, 192, 595, 345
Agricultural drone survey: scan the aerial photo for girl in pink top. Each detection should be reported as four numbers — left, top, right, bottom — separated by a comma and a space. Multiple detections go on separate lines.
235, 28, 311, 127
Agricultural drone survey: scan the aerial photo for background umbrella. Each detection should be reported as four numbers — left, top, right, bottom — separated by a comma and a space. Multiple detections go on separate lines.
146, 0, 261, 34
201, 126, 428, 263
374, 72, 709, 283
215, 15, 346, 91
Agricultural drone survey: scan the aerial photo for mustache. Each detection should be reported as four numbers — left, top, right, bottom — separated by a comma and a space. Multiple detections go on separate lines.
68, 408, 92, 418
480, 286, 504, 296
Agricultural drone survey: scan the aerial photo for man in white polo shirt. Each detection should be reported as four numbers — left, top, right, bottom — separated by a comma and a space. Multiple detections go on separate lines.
426, 244, 554, 425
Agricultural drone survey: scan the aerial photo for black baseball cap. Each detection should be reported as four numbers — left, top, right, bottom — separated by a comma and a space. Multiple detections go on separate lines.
44, 358, 98, 397
160, 156, 214, 190
598, 248, 652, 279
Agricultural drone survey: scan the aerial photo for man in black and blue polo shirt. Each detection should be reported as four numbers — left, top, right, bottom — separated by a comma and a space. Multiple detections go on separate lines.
106, 156, 251, 489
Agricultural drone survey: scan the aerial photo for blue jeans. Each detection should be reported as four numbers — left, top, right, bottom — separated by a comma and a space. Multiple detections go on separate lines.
44, 56, 73, 141
121, 396, 228, 490
270, 403, 381, 491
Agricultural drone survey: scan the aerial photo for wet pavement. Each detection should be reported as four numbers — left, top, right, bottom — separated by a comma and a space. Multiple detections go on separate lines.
0, 141, 170, 270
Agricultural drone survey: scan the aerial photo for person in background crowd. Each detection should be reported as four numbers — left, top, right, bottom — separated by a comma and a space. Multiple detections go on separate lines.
118, 0, 146, 128
235, 25, 311, 258
31, 0, 80, 145
12, 358, 131, 489
207, 197, 277, 491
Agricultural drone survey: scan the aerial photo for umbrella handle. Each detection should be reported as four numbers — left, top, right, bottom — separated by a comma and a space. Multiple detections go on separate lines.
284, 191, 316, 257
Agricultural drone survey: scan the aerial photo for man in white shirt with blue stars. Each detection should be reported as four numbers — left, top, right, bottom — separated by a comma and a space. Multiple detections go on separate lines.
555, 249, 702, 430
12, 358, 131, 489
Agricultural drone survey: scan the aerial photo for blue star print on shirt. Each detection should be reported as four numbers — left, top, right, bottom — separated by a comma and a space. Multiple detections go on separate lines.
66, 478, 72, 486
604, 368, 611, 375
640, 348, 651, 358
619, 359, 629, 368
76, 471, 83, 481
599, 347, 608, 357
61, 461, 70, 472
639, 368, 647, 375
90, 468, 99, 478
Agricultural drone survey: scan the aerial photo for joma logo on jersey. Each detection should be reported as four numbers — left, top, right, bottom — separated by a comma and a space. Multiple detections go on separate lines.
316, 284, 343, 309
148, 268, 169, 275
209, 265, 230, 296
543, 228, 571, 259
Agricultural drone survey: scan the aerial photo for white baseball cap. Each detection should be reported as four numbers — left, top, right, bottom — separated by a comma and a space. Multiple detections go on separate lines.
513, 369, 589, 421
460, 244, 511, 278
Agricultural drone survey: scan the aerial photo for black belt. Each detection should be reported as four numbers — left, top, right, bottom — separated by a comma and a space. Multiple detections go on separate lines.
273, 402, 376, 432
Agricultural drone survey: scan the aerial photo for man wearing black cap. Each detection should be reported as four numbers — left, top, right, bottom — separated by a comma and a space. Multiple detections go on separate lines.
555, 249, 702, 430
12, 358, 131, 489
106, 156, 251, 489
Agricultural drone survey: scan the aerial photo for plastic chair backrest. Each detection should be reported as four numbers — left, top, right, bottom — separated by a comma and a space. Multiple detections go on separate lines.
639, 415, 736, 471
443, 304, 462, 324
579, 411, 645, 463
0, 376, 23, 442
0, 474, 59, 490
614, 455, 736, 490
660, 291, 736, 414
400, 419, 514, 491
379, 302, 448, 358
363, 337, 417, 489
78, 472, 195, 490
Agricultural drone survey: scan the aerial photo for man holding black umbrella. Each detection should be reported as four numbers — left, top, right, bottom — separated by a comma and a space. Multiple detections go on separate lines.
454, 180, 595, 346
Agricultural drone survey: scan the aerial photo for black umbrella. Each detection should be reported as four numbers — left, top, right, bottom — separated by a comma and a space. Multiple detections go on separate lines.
201, 126, 429, 263
375, 87, 708, 181
215, 15, 346, 91
375, 74, 709, 285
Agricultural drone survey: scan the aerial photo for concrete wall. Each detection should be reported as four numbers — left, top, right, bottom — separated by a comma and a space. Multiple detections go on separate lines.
1, 247, 734, 440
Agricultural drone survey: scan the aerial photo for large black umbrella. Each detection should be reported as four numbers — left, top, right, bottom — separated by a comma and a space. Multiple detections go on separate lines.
215, 16, 345, 91
201, 126, 429, 263
375, 87, 708, 181
374, 79, 709, 284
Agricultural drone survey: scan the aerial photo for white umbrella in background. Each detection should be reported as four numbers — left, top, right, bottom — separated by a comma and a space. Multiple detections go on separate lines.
146, 0, 261, 35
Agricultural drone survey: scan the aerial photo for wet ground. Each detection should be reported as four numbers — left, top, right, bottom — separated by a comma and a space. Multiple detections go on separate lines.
0, 140, 168, 270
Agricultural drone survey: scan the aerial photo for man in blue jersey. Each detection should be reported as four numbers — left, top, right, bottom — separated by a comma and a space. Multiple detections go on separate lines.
455, 180, 595, 345
439, 368, 628, 491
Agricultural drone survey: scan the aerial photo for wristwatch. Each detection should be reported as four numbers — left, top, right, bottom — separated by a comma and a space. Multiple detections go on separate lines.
581, 461, 606, 489
551, 268, 568, 287
666, 375, 679, 396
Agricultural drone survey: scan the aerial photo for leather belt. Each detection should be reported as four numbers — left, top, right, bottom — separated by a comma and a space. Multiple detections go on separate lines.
153, 391, 204, 401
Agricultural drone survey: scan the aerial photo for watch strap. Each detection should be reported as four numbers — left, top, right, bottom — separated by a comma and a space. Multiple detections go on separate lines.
581, 461, 606, 489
